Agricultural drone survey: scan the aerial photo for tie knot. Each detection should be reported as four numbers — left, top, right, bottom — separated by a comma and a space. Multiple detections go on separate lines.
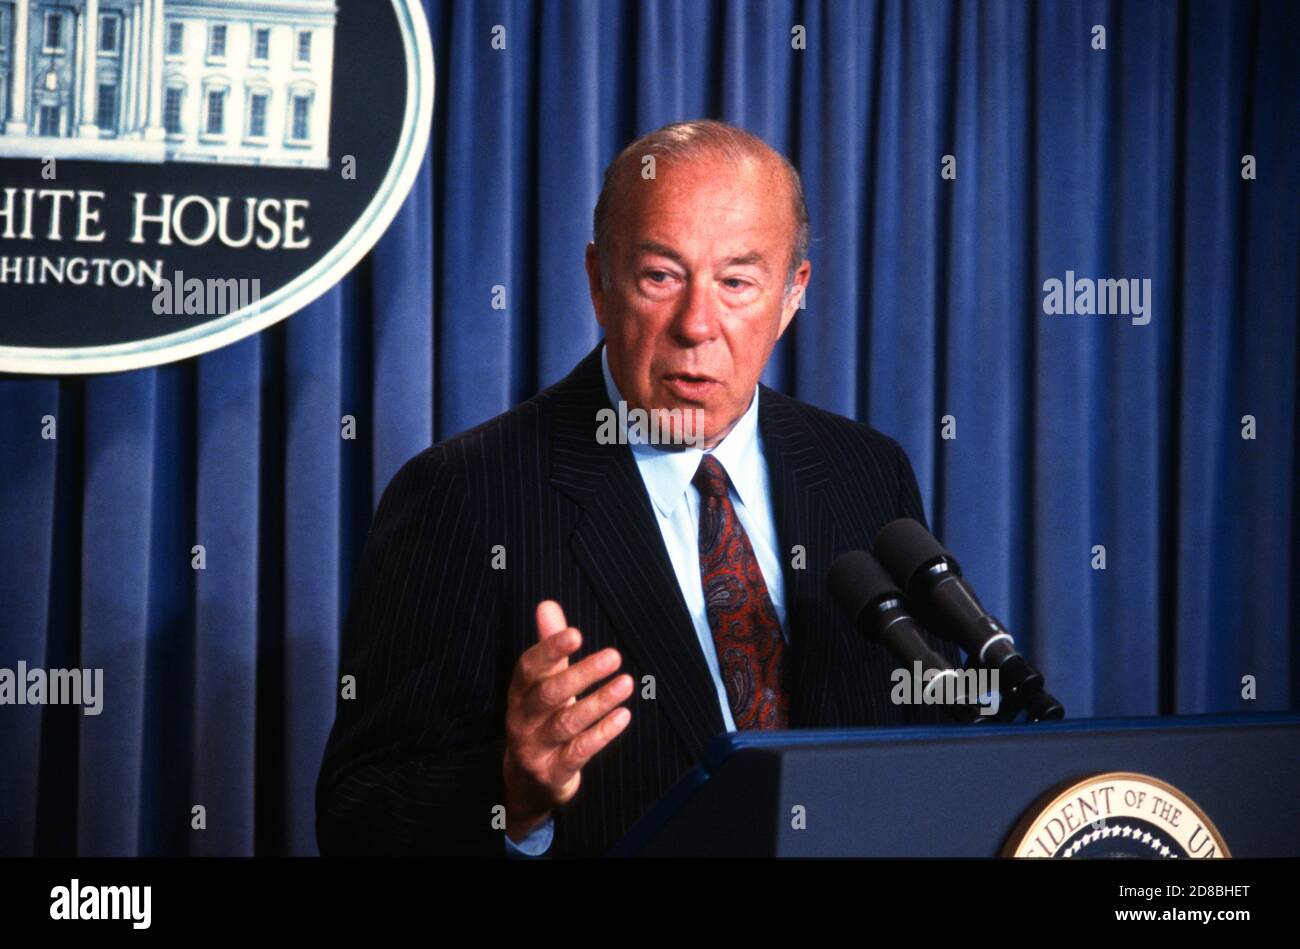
692, 454, 731, 499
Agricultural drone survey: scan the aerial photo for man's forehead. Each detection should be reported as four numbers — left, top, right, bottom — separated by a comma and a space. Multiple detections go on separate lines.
603, 149, 798, 268
622, 169, 790, 242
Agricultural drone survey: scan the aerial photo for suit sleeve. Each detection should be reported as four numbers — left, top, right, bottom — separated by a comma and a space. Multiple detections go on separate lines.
315, 452, 507, 856
889, 438, 967, 717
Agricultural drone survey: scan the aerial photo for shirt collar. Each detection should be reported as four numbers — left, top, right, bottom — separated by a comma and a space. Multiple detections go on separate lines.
600, 342, 763, 519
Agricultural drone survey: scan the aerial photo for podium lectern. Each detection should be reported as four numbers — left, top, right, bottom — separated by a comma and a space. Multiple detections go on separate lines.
613, 712, 1300, 857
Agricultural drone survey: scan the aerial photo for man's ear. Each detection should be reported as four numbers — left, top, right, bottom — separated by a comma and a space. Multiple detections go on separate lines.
585, 242, 608, 329
777, 259, 812, 338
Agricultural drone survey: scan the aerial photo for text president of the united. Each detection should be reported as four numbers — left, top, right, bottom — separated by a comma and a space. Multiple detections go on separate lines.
316, 120, 958, 857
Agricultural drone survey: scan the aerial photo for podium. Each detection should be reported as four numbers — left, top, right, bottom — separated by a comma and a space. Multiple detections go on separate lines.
613, 712, 1300, 857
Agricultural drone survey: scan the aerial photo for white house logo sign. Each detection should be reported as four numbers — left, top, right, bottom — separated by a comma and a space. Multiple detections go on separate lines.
0, 0, 434, 373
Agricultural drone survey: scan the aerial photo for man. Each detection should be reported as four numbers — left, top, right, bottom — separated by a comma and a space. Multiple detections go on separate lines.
315, 120, 958, 857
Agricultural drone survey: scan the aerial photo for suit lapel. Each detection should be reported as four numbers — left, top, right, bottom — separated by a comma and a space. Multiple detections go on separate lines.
550, 346, 726, 763
757, 386, 852, 727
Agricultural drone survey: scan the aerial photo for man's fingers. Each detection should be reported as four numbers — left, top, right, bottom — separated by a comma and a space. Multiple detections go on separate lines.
554, 705, 632, 775
542, 673, 633, 744
513, 625, 582, 689
535, 600, 567, 641
530, 648, 623, 712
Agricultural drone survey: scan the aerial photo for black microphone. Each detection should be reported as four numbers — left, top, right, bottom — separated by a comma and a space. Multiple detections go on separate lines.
872, 519, 1065, 722
828, 549, 980, 722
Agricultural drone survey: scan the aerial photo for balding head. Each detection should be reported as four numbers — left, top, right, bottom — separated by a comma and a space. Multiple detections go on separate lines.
593, 120, 811, 291
583, 120, 813, 450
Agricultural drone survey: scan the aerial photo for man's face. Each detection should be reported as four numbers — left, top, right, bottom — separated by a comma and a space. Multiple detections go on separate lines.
586, 153, 811, 449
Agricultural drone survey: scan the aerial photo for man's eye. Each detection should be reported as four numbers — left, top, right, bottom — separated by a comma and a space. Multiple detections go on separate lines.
722, 278, 749, 290
647, 271, 669, 282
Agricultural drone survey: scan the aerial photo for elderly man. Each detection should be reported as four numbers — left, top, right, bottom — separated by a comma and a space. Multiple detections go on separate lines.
316, 120, 957, 857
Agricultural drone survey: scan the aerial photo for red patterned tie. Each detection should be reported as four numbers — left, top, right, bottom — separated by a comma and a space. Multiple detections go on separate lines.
693, 454, 791, 730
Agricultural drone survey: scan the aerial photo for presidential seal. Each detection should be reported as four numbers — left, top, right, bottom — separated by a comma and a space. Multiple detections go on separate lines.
1004, 772, 1229, 858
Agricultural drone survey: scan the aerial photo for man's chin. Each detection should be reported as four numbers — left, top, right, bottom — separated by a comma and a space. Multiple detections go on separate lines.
633, 401, 712, 450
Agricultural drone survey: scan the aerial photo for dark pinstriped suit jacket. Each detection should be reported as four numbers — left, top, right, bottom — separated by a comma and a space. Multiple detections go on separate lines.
316, 343, 959, 857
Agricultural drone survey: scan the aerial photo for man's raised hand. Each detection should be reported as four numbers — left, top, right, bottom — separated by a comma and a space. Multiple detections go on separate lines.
502, 600, 633, 841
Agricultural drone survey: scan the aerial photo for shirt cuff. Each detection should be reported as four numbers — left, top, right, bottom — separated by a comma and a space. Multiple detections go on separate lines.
504, 814, 555, 857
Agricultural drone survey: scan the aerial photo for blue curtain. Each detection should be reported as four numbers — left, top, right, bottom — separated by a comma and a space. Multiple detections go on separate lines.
1, 0, 1295, 857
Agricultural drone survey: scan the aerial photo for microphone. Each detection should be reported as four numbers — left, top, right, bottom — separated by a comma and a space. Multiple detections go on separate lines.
872, 519, 1065, 722
828, 549, 980, 722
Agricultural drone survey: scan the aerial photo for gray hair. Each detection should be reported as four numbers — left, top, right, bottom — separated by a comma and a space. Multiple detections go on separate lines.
592, 120, 811, 291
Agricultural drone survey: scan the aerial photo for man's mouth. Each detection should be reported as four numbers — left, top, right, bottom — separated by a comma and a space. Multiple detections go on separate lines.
662, 373, 721, 401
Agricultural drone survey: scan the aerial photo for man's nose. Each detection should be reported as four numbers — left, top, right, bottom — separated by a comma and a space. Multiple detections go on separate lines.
670, 276, 719, 344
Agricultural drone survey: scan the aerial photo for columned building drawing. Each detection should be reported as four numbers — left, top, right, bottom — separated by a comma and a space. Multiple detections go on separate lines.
0, 0, 335, 168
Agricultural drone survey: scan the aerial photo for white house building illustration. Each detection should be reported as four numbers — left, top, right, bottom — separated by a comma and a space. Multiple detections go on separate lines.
0, 0, 336, 168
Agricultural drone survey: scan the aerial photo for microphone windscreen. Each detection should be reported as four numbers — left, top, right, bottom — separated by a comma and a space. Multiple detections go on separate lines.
828, 549, 901, 622
872, 518, 958, 588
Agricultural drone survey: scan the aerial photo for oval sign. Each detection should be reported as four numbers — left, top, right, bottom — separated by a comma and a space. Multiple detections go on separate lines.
0, 0, 434, 374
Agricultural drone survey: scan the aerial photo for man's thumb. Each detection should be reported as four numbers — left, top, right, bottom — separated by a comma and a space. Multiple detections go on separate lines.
535, 599, 568, 641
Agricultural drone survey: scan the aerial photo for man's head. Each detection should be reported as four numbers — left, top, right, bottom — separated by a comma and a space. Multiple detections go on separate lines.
586, 120, 812, 449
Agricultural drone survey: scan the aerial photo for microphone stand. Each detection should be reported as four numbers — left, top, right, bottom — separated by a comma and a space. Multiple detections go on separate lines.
963, 652, 1065, 724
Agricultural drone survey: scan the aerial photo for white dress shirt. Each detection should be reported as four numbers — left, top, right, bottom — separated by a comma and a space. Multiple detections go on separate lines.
599, 343, 790, 732
506, 343, 789, 856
